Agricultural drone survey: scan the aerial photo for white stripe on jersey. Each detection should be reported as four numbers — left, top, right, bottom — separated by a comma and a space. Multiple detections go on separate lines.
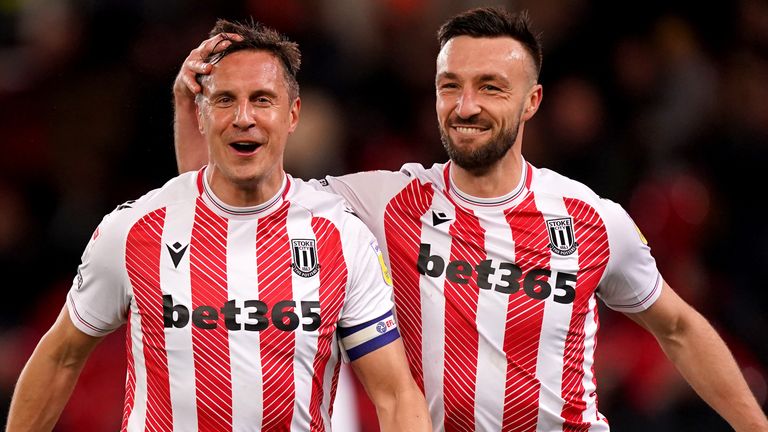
286, 204, 324, 432
533, 193, 578, 431
126, 302, 147, 432
160, 200, 198, 431
227, 218, 263, 431
419, 200, 453, 431
474, 208, 515, 430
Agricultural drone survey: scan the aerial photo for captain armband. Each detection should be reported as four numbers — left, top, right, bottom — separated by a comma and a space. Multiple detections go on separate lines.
338, 310, 400, 361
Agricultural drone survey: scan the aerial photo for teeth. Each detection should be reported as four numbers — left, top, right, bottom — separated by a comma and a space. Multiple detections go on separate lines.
455, 126, 485, 134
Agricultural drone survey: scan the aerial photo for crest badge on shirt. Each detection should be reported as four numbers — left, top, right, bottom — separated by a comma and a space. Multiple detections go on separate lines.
291, 239, 319, 277
546, 217, 578, 256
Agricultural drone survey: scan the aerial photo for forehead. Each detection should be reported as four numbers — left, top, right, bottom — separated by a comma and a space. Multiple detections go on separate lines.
202, 50, 287, 95
436, 36, 533, 81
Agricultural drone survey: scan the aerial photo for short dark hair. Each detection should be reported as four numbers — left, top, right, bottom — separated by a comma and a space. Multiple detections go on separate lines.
200, 18, 301, 101
437, 8, 543, 79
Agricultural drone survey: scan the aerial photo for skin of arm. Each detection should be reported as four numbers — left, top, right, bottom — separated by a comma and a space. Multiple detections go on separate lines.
350, 338, 432, 431
627, 280, 768, 432
6, 307, 104, 432
173, 33, 241, 173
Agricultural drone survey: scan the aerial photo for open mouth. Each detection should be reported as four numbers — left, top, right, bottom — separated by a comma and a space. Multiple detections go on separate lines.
229, 142, 261, 154
452, 125, 489, 135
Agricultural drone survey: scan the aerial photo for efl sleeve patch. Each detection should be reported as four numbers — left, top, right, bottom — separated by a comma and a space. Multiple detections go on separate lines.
338, 310, 399, 362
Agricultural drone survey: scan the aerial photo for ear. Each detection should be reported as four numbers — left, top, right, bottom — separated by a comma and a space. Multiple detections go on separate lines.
287, 97, 301, 134
196, 98, 205, 134
521, 84, 543, 122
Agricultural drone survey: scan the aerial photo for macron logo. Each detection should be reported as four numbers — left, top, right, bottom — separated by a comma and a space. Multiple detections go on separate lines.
432, 211, 452, 226
166, 242, 189, 268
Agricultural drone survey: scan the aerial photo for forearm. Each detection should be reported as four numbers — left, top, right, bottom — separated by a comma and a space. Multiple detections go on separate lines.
658, 310, 768, 431
7, 335, 88, 431
173, 91, 207, 173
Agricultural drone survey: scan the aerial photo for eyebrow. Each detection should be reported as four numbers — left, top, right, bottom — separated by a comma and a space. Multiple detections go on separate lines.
477, 74, 509, 85
436, 71, 509, 85
207, 88, 280, 100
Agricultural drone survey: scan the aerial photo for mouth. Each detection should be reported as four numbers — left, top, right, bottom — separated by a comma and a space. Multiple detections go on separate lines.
451, 125, 490, 136
228, 141, 262, 155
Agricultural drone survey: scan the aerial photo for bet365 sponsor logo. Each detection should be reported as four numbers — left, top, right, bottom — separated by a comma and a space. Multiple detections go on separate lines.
163, 296, 321, 332
417, 243, 577, 304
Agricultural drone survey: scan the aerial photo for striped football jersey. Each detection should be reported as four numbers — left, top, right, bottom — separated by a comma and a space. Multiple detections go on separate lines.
67, 168, 399, 431
312, 159, 661, 431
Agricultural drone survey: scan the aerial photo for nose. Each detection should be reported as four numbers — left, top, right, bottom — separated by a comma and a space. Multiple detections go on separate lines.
232, 100, 256, 130
455, 88, 481, 119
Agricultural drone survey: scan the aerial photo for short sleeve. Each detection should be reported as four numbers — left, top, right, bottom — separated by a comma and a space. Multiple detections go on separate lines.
596, 200, 662, 313
67, 214, 130, 336
308, 171, 411, 237
337, 215, 399, 361
338, 216, 395, 327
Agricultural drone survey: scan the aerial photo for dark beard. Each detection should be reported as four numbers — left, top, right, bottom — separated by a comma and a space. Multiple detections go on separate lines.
440, 119, 518, 174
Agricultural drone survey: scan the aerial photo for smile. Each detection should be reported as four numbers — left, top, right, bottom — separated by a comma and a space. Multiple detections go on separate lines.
453, 126, 488, 135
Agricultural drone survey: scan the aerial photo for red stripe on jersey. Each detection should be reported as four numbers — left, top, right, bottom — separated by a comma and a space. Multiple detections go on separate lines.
443, 209, 484, 432
383, 179, 434, 391
308, 217, 348, 432
125, 208, 173, 431
121, 317, 135, 431
560, 199, 609, 431
256, 202, 296, 431
501, 194, 549, 431
190, 199, 233, 432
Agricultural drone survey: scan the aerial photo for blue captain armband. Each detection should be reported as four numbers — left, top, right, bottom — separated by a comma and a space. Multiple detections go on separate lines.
339, 310, 400, 361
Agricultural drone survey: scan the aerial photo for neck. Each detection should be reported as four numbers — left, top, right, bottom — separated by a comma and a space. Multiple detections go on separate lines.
206, 166, 285, 207
450, 146, 523, 198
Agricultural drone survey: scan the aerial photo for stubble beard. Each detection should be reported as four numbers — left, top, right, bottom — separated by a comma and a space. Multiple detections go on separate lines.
440, 116, 519, 175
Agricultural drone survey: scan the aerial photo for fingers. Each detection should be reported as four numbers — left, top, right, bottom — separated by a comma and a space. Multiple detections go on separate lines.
177, 32, 245, 96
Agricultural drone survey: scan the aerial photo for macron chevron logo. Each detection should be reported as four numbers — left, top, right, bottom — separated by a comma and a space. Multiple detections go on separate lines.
432, 211, 452, 226
166, 242, 189, 268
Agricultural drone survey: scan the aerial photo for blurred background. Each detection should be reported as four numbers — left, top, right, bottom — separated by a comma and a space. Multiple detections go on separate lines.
1, 0, 767, 430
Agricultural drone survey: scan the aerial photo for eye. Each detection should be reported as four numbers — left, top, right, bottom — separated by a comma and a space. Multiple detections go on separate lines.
438, 82, 459, 92
214, 96, 234, 106
481, 84, 501, 92
252, 95, 274, 106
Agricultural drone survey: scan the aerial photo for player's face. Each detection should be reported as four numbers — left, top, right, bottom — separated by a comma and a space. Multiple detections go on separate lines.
197, 50, 299, 190
435, 36, 541, 173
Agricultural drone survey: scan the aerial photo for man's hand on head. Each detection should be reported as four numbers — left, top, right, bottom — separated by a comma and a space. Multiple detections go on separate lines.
173, 33, 244, 99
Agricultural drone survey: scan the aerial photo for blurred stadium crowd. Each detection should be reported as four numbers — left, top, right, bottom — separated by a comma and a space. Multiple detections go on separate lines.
1, 0, 767, 430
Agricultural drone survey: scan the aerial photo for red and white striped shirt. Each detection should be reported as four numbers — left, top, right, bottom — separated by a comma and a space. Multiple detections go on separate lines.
67, 168, 398, 431
313, 160, 661, 431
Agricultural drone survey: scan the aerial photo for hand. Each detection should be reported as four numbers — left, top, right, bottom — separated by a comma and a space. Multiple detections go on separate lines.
173, 32, 244, 98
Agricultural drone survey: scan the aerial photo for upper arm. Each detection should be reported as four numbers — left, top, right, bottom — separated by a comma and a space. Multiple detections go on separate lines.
349, 338, 414, 400
624, 280, 698, 339
40, 307, 105, 365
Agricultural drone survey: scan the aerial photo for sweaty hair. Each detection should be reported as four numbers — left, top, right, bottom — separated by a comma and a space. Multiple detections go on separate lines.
437, 8, 543, 80
200, 18, 301, 101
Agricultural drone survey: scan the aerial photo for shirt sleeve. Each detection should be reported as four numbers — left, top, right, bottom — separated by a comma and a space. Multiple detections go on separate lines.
66, 213, 131, 336
337, 214, 399, 361
596, 200, 663, 313
307, 170, 409, 237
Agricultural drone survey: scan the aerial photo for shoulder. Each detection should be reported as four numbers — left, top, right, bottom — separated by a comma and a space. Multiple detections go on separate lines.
333, 161, 446, 191
99, 171, 199, 238
398, 161, 446, 184
288, 176, 356, 218
531, 166, 626, 219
